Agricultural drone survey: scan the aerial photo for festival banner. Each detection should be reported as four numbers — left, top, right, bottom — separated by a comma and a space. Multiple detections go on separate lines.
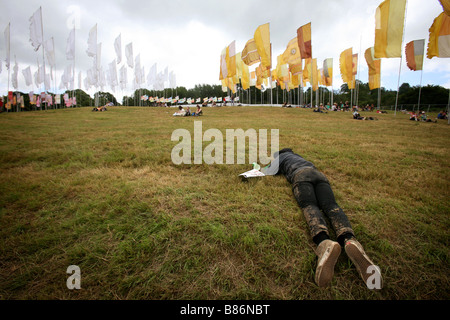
254, 23, 271, 69
364, 47, 381, 90
405, 39, 425, 71
241, 38, 261, 66
374, 0, 407, 58
426, 11, 450, 59
297, 22, 312, 59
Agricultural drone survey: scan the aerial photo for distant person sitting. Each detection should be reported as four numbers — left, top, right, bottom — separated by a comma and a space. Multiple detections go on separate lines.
419, 111, 437, 123
173, 106, 186, 116
282, 102, 292, 108
92, 105, 107, 112
409, 111, 418, 121
185, 106, 191, 116
437, 110, 448, 120
353, 111, 363, 120
193, 105, 203, 116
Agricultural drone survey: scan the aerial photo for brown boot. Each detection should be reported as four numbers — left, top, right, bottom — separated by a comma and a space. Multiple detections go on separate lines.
314, 240, 341, 287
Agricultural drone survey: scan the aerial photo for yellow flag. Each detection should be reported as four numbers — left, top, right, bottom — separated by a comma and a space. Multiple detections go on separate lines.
226, 41, 236, 78
236, 52, 243, 79
323, 58, 333, 87
352, 54, 358, 76
282, 37, 301, 66
365, 47, 381, 90
440, 0, 450, 16
312, 58, 318, 91
303, 58, 311, 84
427, 12, 450, 58
219, 47, 227, 80
254, 23, 271, 69
242, 38, 261, 66
276, 55, 284, 80
374, 0, 407, 58
340, 48, 354, 88
242, 61, 250, 90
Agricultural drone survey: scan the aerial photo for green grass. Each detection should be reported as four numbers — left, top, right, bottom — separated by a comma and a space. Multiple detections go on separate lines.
0, 106, 449, 300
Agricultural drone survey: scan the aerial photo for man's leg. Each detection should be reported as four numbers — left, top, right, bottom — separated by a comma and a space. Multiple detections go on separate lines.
314, 181, 383, 289
314, 181, 354, 246
292, 181, 341, 287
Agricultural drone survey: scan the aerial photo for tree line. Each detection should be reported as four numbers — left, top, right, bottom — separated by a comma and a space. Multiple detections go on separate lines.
1, 82, 448, 112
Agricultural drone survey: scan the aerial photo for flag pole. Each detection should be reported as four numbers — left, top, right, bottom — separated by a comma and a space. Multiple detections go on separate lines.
39, 7, 48, 111
7, 22, 11, 113
417, 66, 424, 111
447, 88, 450, 125
395, 0, 409, 116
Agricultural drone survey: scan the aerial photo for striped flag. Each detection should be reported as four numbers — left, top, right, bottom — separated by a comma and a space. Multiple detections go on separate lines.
241, 38, 261, 66
323, 58, 333, 87
297, 22, 312, 59
405, 40, 425, 71
374, 0, 407, 58
365, 47, 381, 90
440, 0, 450, 16
426, 12, 450, 59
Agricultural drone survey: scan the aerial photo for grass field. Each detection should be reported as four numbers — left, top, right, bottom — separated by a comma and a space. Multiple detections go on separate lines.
0, 106, 449, 300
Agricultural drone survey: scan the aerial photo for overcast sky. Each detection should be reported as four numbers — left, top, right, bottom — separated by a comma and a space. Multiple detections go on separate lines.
0, 0, 448, 100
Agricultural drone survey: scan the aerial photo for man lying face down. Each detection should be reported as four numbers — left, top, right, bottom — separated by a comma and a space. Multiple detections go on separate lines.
262, 148, 383, 288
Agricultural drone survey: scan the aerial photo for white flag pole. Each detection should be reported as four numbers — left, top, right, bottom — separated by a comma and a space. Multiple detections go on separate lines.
394, 0, 408, 116
7, 22, 11, 113
38, 7, 48, 111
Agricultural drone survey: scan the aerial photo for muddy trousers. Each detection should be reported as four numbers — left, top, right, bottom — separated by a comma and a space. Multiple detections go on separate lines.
291, 167, 354, 246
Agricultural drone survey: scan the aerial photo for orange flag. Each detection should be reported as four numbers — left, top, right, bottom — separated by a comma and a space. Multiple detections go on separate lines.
297, 23, 312, 59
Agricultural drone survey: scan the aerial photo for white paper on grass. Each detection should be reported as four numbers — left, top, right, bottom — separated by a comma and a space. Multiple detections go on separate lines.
239, 169, 265, 179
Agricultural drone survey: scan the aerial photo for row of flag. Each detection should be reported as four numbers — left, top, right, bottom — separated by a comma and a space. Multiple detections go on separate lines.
219, 0, 450, 96
1, 7, 178, 99
140, 96, 238, 104
1, 91, 77, 110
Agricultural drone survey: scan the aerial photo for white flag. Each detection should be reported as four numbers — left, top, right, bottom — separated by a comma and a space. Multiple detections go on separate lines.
96, 43, 102, 70
22, 66, 32, 86
169, 71, 176, 89
134, 54, 141, 85
109, 59, 118, 89
86, 24, 97, 57
119, 65, 127, 90
45, 37, 55, 67
164, 67, 169, 82
147, 63, 157, 86
12, 57, 18, 89
29, 7, 43, 52
4, 23, 10, 70
34, 59, 44, 87
125, 42, 133, 68
45, 73, 51, 91
114, 34, 122, 64
66, 29, 75, 60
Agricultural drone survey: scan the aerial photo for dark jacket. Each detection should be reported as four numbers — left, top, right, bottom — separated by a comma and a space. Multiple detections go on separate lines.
262, 149, 315, 183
